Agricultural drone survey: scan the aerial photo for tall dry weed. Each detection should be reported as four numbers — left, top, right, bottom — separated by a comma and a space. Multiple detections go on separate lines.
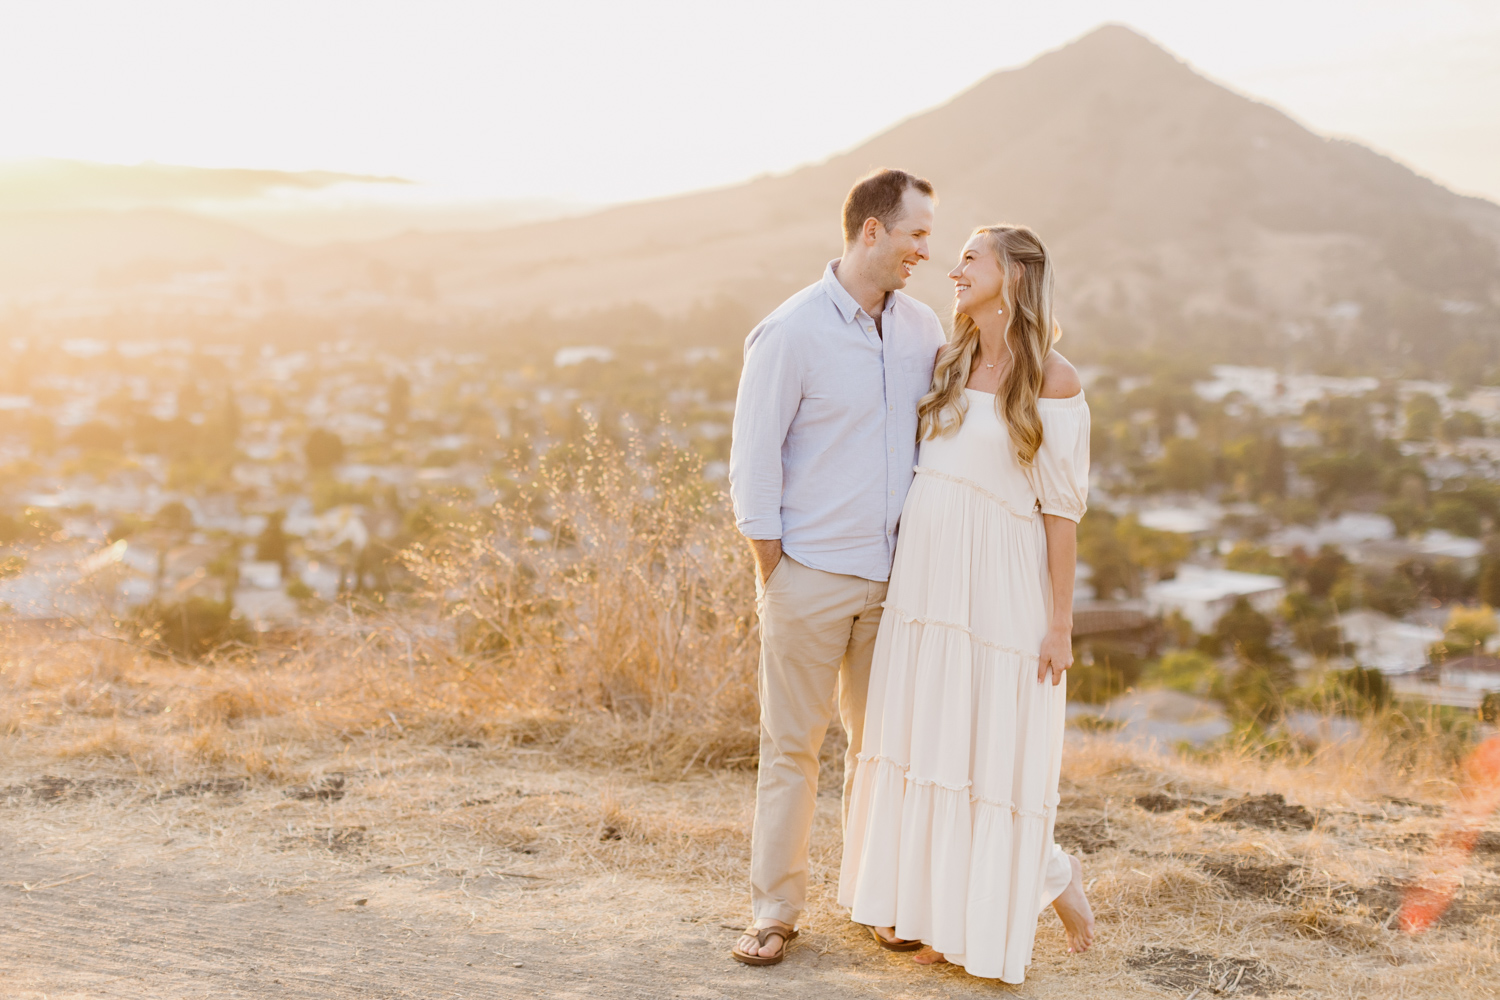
404, 421, 761, 770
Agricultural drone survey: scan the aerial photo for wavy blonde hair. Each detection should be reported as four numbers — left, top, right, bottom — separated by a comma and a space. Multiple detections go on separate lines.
916, 224, 1058, 466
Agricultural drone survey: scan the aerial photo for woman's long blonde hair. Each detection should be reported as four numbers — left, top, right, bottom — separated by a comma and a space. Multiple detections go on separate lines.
916, 224, 1058, 466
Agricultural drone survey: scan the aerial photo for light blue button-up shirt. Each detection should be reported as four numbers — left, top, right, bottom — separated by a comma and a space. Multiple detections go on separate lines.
729, 260, 946, 582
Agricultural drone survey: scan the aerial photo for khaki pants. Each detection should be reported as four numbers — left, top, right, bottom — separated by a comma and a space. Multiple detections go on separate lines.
751, 555, 888, 925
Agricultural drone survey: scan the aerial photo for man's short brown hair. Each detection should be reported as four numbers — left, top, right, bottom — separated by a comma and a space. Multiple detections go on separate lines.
841, 168, 934, 243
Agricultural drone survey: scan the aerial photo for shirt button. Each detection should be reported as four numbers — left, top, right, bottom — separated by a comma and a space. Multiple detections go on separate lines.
890, 490, 896, 496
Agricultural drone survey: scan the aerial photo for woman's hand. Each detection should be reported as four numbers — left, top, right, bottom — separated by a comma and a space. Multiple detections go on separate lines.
1037, 625, 1073, 686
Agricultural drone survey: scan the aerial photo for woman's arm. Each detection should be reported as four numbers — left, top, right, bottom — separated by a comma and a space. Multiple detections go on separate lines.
1038, 513, 1077, 685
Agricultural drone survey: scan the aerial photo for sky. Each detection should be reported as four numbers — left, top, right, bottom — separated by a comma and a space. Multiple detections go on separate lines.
1, 0, 1498, 207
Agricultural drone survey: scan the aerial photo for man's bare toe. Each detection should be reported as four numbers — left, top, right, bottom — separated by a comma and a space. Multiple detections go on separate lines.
737, 920, 792, 959
911, 947, 948, 966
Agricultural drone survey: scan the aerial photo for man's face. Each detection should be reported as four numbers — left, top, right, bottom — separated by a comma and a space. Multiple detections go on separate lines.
870, 188, 934, 292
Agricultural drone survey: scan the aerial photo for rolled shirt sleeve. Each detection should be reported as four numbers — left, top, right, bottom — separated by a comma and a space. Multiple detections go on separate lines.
729, 319, 802, 540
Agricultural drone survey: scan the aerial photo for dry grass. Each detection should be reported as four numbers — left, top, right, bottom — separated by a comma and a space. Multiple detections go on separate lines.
401, 422, 762, 772
3, 430, 1499, 995
2, 629, 1498, 997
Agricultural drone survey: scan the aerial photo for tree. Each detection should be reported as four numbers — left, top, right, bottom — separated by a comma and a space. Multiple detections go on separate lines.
1257, 433, 1286, 499
133, 597, 247, 659
1441, 411, 1484, 442
1282, 591, 1343, 656
1403, 393, 1440, 441
305, 428, 345, 471
1158, 436, 1214, 492
1224, 542, 1287, 577
68, 421, 125, 453
211, 391, 241, 447
1077, 512, 1191, 599
152, 501, 195, 533
255, 511, 288, 568
388, 375, 411, 432
1334, 666, 1391, 712
1116, 516, 1192, 583
1146, 649, 1221, 695
1304, 545, 1349, 600
150, 500, 197, 597
1214, 598, 1274, 660
1479, 548, 1500, 608
1438, 605, 1497, 659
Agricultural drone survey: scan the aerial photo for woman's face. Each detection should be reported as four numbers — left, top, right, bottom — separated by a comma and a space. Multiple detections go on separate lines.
948, 234, 1007, 319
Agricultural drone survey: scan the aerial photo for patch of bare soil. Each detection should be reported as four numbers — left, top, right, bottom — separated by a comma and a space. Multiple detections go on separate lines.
1202, 793, 1316, 831
1127, 946, 1290, 996
1356, 880, 1500, 928
1382, 796, 1445, 816
1197, 858, 1301, 902
284, 773, 347, 801
276, 825, 371, 853
1, 774, 128, 803
1053, 817, 1117, 854
1134, 792, 1192, 812
157, 777, 249, 799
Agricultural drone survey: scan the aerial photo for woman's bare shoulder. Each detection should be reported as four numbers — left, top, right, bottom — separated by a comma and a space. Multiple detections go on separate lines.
1040, 352, 1082, 398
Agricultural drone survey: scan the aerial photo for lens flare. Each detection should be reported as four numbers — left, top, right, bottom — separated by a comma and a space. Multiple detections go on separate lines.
1398, 734, 1500, 933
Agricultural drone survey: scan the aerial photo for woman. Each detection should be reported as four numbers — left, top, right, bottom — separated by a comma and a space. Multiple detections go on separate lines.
838, 224, 1096, 983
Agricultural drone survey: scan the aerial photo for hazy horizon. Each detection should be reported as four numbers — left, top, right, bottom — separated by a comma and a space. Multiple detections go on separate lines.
2, 2, 1497, 218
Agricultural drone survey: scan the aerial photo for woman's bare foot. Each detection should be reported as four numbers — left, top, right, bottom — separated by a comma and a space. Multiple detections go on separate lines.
1052, 852, 1095, 953
735, 919, 794, 960
911, 947, 948, 966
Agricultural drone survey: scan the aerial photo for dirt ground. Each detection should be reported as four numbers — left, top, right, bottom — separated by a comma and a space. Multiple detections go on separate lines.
4, 735, 1499, 999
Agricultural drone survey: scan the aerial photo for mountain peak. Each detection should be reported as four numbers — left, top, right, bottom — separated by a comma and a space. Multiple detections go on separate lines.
1030, 22, 1193, 81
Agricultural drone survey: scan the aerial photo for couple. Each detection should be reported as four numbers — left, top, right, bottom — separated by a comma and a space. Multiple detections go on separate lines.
726, 168, 1095, 984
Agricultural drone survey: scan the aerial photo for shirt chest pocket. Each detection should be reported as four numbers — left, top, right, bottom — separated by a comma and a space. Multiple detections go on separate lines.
901, 358, 935, 400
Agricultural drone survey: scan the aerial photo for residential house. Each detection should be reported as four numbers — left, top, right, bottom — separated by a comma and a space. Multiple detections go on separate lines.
1434, 653, 1500, 694
1337, 608, 1442, 675
1144, 565, 1285, 633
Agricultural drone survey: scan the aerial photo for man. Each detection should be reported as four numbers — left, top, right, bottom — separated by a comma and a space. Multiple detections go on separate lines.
728, 168, 944, 966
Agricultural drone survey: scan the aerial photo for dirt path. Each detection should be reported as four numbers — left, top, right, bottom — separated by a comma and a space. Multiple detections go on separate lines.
4, 741, 1495, 998
2, 838, 937, 1000
0, 752, 1033, 999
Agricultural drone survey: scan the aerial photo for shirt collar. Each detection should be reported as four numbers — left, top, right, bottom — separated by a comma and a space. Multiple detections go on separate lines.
823, 259, 895, 324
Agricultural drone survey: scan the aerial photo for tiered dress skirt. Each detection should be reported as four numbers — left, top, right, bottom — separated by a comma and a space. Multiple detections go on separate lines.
838, 464, 1073, 983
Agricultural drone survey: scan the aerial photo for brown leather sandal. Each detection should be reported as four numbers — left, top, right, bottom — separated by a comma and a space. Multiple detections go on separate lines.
730, 924, 798, 966
869, 925, 924, 952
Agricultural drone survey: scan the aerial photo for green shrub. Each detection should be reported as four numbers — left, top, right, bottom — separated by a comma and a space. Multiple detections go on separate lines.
1068, 639, 1144, 704
1333, 665, 1392, 712
131, 598, 250, 660
285, 578, 317, 602
1143, 649, 1221, 695
1066, 660, 1125, 705
1223, 664, 1286, 723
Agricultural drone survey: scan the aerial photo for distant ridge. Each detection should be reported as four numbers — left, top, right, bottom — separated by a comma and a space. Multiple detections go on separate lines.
0, 159, 410, 212
347, 24, 1500, 375
2, 26, 1496, 376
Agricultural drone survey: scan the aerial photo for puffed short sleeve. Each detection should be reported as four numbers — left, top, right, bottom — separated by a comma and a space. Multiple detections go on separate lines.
1030, 393, 1090, 522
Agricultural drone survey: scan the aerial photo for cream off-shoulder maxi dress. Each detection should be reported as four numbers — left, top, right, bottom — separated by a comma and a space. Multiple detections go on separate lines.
839, 387, 1090, 984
